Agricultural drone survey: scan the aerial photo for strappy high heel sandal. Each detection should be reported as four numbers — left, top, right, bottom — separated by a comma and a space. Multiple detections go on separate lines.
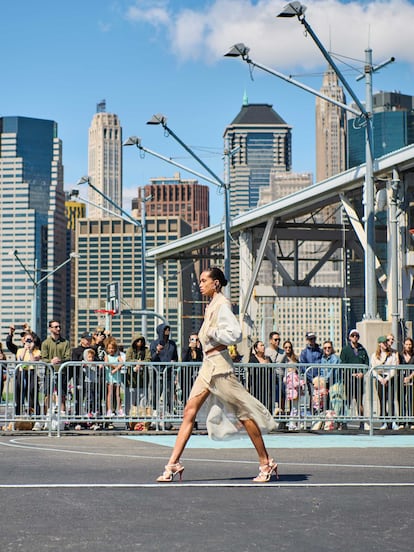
156, 462, 184, 482
253, 458, 279, 483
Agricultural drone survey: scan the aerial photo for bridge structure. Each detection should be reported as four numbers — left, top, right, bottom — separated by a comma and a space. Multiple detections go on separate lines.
145, 144, 414, 353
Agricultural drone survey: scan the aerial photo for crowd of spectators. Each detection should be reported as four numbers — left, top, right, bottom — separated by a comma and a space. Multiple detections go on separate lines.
1, 321, 413, 432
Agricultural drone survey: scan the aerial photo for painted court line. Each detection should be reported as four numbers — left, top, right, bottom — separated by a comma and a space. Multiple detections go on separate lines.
1, 482, 414, 489
123, 433, 414, 449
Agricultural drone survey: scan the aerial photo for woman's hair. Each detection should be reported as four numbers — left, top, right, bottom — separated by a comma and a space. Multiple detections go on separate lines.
105, 337, 118, 351
375, 341, 390, 359
403, 337, 414, 351
283, 340, 299, 363
252, 340, 263, 354
207, 266, 228, 289
322, 340, 336, 354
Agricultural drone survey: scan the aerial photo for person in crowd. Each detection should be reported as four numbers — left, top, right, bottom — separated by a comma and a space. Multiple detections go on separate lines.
228, 344, 245, 386
181, 334, 204, 411
265, 331, 286, 363
299, 331, 323, 402
320, 340, 340, 382
15, 332, 41, 417
125, 335, 151, 416
400, 337, 414, 429
371, 335, 401, 430
92, 328, 107, 416
6, 323, 41, 355
182, 334, 203, 363
265, 332, 287, 416
104, 337, 125, 417
340, 329, 370, 430
248, 340, 273, 413
156, 267, 277, 483
83, 347, 98, 419
283, 364, 304, 431
283, 340, 299, 364
150, 324, 178, 413
41, 321, 71, 413
71, 332, 94, 416
0, 342, 7, 401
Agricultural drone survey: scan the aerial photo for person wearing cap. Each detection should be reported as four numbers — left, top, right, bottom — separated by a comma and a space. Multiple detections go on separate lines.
340, 329, 370, 430
70, 331, 94, 416
371, 336, 400, 430
299, 332, 323, 393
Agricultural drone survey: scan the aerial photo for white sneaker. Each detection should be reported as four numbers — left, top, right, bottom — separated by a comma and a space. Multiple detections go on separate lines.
32, 421, 43, 431
380, 423, 387, 430
288, 423, 298, 431
364, 423, 371, 431
106, 410, 113, 417
391, 422, 399, 430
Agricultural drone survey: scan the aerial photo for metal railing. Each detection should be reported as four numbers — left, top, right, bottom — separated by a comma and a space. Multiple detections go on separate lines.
1, 361, 413, 437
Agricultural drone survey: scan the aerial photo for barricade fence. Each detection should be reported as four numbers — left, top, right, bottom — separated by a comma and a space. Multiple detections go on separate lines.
1, 361, 413, 436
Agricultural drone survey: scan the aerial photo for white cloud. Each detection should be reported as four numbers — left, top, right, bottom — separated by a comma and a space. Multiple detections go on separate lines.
125, 0, 414, 70
125, 0, 170, 26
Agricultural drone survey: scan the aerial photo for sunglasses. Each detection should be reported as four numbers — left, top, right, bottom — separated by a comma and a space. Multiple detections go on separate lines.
25, 339, 33, 344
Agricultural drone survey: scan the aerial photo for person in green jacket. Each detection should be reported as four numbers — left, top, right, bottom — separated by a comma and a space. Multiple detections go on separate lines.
41, 320, 71, 413
125, 335, 152, 416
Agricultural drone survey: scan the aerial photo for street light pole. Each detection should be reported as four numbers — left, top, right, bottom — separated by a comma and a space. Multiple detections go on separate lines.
73, 180, 149, 335
9, 250, 78, 335
124, 133, 233, 296
276, 2, 394, 319
226, 1, 394, 320
146, 114, 232, 293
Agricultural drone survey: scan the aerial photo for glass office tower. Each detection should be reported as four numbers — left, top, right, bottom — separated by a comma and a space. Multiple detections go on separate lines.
0, 116, 67, 339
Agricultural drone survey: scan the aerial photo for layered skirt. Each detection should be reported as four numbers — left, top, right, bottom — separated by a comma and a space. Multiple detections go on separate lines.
189, 350, 277, 440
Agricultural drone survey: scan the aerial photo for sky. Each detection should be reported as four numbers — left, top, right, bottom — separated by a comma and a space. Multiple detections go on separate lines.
1, 0, 413, 225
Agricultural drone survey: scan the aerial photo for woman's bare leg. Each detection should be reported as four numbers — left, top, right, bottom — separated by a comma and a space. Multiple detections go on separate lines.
166, 389, 210, 465
241, 418, 272, 465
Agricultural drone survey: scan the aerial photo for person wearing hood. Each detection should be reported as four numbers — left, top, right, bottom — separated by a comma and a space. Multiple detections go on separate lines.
125, 335, 151, 415
150, 324, 178, 414
150, 324, 178, 363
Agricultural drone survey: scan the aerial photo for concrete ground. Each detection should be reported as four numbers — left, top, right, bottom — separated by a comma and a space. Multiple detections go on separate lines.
0, 431, 413, 552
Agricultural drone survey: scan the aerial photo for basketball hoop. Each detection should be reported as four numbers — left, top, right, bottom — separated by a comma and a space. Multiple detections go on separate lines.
94, 309, 116, 316
94, 309, 116, 328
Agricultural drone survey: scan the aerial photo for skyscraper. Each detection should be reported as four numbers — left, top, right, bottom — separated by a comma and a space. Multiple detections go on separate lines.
0, 116, 67, 338
133, 172, 209, 232
315, 66, 347, 181
224, 102, 292, 217
348, 91, 414, 167
87, 100, 122, 218
131, 173, 210, 335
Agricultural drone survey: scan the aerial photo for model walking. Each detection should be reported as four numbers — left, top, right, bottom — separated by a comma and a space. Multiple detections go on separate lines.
157, 267, 278, 483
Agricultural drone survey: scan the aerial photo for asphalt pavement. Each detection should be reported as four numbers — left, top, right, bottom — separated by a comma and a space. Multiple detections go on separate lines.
0, 431, 413, 552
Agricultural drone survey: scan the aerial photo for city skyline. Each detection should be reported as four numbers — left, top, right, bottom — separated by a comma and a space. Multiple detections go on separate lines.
1, 0, 413, 225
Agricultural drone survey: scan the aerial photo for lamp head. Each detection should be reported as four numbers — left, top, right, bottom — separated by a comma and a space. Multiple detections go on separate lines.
123, 136, 141, 147
224, 43, 250, 59
8, 249, 18, 257
147, 113, 167, 126
277, 1, 307, 18
69, 252, 80, 259
69, 189, 79, 199
76, 176, 90, 186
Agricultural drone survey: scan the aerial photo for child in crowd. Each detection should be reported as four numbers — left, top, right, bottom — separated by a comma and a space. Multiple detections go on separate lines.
104, 337, 125, 417
83, 348, 98, 417
283, 365, 305, 431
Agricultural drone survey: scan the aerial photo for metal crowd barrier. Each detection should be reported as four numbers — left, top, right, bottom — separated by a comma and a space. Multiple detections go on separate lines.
1, 360, 413, 437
